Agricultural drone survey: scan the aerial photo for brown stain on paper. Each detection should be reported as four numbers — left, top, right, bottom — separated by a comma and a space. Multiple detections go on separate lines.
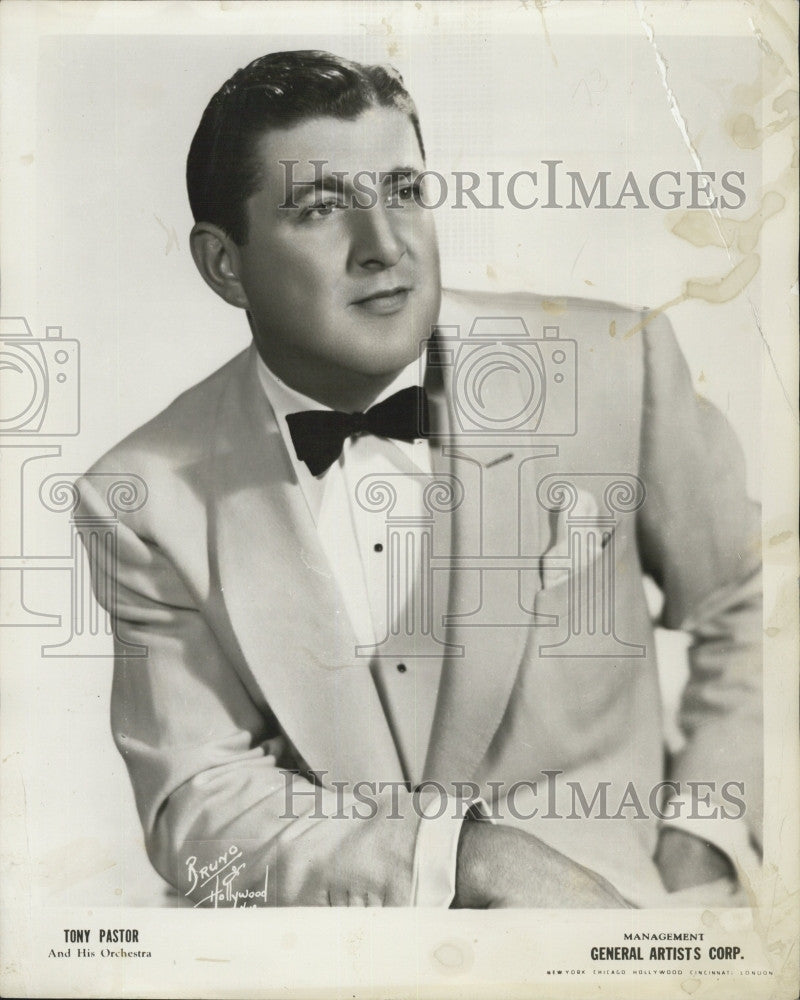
619, 19, 797, 360
618, 251, 764, 340
542, 298, 566, 317
671, 191, 785, 254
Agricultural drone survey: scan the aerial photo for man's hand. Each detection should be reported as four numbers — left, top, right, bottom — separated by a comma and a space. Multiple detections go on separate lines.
452, 821, 632, 908
654, 827, 735, 893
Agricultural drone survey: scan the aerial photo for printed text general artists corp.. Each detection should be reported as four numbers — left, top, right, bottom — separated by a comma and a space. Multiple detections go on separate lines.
590, 933, 743, 962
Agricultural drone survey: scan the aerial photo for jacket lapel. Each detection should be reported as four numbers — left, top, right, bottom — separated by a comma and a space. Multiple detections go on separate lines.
209, 346, 404, 786
422, 294, 545, 784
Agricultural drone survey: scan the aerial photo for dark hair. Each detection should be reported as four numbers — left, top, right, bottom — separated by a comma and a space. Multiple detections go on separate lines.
186, 49, 425, 245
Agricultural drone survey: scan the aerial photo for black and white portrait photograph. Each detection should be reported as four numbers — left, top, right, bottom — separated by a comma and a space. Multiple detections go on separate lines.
0, 1, 797, 997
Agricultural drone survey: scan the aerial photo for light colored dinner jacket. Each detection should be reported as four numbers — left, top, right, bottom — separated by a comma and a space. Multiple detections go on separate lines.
77, 289, 762, 906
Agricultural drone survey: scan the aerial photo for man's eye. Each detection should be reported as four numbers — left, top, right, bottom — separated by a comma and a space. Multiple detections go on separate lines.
391, 180, 422, 205
302, 199, 344, 220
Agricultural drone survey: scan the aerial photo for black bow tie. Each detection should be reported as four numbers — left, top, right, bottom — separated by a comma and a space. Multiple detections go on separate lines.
286, 385, 430, 477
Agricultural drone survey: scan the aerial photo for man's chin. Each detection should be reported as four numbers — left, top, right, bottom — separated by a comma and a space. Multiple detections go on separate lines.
344, 334, 426, 373
352, 348, 425, 380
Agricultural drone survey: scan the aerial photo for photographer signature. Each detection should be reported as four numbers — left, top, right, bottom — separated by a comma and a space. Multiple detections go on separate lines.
184, 845, 269, 908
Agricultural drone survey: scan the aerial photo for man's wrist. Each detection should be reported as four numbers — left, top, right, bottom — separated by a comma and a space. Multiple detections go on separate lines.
452, 817, 496, 908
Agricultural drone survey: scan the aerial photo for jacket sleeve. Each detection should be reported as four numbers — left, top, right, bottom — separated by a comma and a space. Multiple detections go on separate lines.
635, 312, 763, 850
77, 474, 424, 907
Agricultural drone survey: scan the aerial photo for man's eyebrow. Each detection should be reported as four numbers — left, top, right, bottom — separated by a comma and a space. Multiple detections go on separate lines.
286, 175, 346, 196
289, 167, 419, 190
380, 166, 420, 184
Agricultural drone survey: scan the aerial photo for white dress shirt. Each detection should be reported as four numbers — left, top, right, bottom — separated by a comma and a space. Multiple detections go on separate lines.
256, 351, 467, 906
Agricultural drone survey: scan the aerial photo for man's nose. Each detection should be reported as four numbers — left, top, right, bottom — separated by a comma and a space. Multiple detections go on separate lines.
348, 203, 406, 271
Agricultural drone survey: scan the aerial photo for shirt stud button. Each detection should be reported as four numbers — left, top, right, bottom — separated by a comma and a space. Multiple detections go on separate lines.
397, 663, 407, 674
374, 543, 384, 553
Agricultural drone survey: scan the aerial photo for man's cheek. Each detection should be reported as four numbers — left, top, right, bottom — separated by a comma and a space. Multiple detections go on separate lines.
266, 270, 322, 312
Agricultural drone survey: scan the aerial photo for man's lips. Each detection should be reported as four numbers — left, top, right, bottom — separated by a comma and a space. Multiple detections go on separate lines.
352, 285, 411, 304
351, 286, 412, 315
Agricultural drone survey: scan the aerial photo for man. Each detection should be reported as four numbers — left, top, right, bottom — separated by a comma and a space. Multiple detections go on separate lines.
78, 50, 762, 907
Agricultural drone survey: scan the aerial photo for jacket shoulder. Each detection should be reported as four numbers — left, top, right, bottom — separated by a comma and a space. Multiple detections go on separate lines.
86, 348, 252, 478
441, 287, 647, 340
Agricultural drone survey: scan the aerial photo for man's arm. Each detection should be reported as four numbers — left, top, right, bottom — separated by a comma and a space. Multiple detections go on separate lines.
82, 475, 427, 906
452, 822, 631, 908
636, 312, 763, 889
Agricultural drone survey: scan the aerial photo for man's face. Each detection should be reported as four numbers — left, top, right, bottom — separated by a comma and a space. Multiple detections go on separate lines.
235, 106, 441, 400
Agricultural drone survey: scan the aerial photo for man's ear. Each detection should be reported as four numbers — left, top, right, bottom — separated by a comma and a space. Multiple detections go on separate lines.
189, 222, 250, 309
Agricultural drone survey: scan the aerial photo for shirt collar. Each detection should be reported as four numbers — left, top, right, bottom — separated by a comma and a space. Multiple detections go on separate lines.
255, 347, 430, 522
256, 349, 427, 426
